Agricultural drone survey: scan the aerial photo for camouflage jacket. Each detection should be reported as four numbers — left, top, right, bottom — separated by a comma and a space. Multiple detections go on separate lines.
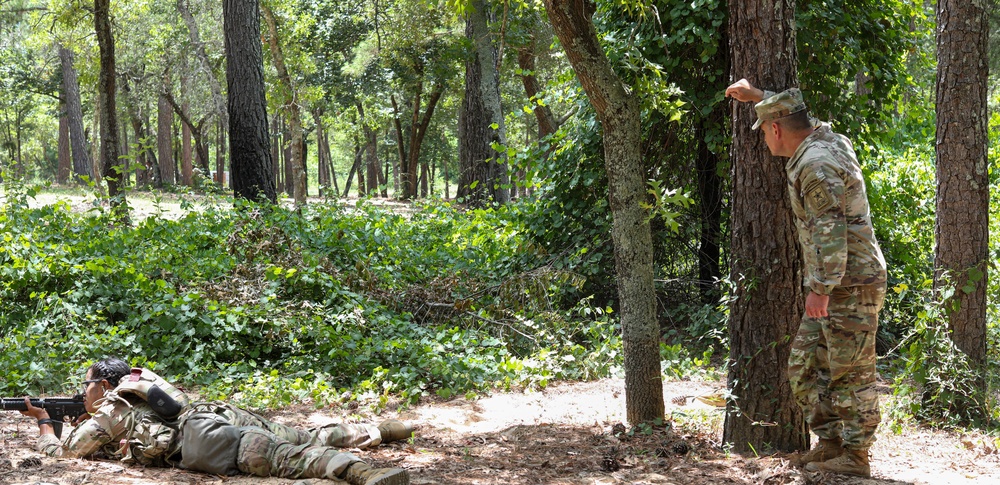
785, 123, 887, 295
35, 393, 181, 466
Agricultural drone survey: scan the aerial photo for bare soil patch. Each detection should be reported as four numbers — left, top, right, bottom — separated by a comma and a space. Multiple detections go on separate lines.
3, 378, 999, 485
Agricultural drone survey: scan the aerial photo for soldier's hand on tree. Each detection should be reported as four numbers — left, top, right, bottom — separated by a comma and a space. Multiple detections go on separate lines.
725, 79, 765, 103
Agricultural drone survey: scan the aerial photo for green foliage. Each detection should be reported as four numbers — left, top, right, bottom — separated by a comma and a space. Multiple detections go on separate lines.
0, 190, 626, 410
797, 0, 928, 144
889, 287, 989, 427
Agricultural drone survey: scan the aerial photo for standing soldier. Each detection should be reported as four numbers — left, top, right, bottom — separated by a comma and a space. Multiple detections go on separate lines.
726, 80, 887, 478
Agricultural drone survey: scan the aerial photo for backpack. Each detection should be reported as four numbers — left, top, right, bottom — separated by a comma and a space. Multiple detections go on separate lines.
112, 367, 190, 420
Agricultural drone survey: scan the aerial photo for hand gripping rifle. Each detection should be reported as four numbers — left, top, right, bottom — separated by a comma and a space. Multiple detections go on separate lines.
1, 395, 87, 438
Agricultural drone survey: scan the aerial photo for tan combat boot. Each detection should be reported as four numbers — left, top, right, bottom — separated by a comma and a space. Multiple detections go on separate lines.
342, 462, 410, 485
795, 437, 844, 466
805, 447, 871, 478
377, 420, 414, 443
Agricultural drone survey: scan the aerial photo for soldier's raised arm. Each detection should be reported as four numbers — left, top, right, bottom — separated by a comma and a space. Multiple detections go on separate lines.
725, 78, 766, 104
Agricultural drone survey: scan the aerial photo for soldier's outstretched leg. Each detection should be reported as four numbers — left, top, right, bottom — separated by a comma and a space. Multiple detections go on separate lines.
236, 427, 409, 485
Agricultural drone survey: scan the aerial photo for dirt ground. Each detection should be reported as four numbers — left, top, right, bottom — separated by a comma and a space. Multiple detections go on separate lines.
3, 378, 1000, 485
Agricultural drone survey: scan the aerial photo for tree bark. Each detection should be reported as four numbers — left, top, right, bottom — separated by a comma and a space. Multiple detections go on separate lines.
262, 2, 307, 206
58, 46, 93, 182
57, 106, 71, 184
95, 0, 126, 220
934, 0, 989, 398
543, 0, 664, 425
458, 0, 510, 207
724, 0, 807, 454
158, 84, 175, 187
224, 0, 276, 203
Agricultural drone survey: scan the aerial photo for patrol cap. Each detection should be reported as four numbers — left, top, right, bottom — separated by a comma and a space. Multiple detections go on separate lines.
752, 88, 807, 130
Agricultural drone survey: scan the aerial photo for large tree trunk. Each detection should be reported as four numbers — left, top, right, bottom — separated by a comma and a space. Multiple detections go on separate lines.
224, 0, 276, 203
262, 2, 307, 206
458, 0, 510, 207
95, 0, 126, 221
59, 46, 93, 182
544, 0, 664, 425
724, 0, 807, 454
933, 0, 989, 407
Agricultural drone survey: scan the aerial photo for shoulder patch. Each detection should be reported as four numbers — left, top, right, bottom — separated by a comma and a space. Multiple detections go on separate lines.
803, 178, 834, 213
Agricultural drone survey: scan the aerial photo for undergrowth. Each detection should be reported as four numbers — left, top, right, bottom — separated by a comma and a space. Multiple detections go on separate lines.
2, 183, 714, 410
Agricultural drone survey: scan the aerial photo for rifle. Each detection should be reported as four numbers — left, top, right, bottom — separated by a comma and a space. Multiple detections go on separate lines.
1, 395, 87, 438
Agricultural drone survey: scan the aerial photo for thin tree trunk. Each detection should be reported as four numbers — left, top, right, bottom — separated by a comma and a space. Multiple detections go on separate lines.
177, 0, 227, 136
343, 139, 362, 198
724, 0, 807, 454
182, 98, 193, 185
162, 90, 211, 181
262, 2, 307, 206
408, 83, 444, 200
326, 129, 338, 196
517, 39, 559, 139
544, 0, 663, 425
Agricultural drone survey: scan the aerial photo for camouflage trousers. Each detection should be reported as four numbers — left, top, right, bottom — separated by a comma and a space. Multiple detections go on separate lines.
185, 402, 383, 479
787, 283, 885, 450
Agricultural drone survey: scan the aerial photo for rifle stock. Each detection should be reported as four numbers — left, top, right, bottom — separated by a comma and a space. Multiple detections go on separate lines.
1, 395, 87, 438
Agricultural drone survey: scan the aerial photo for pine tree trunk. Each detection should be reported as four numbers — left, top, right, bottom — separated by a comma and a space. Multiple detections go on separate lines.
544, 0, 664, 425
458, 0, 510, 206
158, 90, 175, 187
59, 46, 93, 182
224, 0, 276, 203
724, 0, 807, 453
934, 0, 989, 395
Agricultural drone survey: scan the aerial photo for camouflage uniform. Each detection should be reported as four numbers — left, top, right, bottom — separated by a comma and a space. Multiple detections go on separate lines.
767, 94, 887, 451
36, 396, 387, 480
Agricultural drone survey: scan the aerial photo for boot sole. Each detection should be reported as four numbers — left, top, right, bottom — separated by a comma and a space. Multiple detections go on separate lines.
368, 468, 410, 485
